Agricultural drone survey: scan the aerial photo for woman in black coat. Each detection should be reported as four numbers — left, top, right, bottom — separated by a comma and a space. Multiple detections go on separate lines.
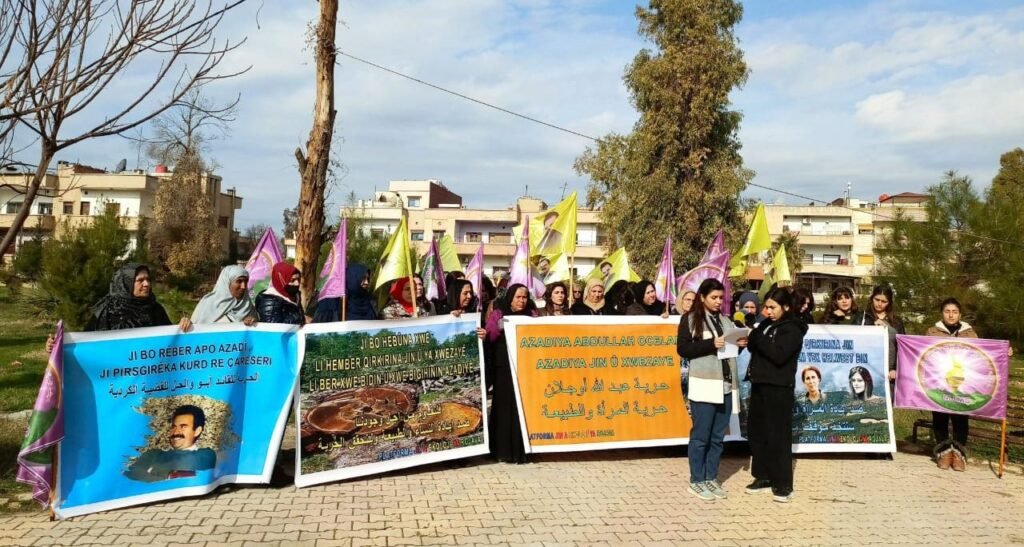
255, 262, 305, 325
744, 287, 808, 503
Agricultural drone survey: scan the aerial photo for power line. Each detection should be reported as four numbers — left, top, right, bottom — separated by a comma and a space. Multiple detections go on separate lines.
335, 49, 600, 142
335, 50, 1023, 250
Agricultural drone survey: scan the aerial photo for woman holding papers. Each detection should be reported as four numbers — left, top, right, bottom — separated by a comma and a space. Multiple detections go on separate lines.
745, 287, 808, 503
676, 278, 747, 502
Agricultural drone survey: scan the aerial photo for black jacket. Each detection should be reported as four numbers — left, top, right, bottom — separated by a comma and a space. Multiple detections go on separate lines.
746, 316, 808, 387
570, 302, 605, 315
852, 310, 905, 334
255, 292, 305, 325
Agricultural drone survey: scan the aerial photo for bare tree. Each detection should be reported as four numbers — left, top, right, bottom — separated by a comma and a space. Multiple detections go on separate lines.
0, 0, 250, 257
142, 87, 239, 168
293, 0, 338, 309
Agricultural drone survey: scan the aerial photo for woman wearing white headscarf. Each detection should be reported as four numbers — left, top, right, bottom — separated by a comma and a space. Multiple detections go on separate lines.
181, 266, 258, 330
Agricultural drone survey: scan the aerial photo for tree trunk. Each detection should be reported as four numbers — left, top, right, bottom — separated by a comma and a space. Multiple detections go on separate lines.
0, 143, 55, 260
293, 0, 338, 311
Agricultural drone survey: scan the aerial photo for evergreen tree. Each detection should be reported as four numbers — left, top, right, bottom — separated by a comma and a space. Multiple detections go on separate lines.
575, 0, 752, 273
875, 171, 986, 320
40, 209, 132, 328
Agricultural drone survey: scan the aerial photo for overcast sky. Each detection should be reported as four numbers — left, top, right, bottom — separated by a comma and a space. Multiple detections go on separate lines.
62, 0, 1024, 231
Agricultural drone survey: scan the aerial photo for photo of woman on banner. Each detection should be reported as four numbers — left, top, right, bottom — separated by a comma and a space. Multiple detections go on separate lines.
844, 365, 889, 425
799, 366, 827, 405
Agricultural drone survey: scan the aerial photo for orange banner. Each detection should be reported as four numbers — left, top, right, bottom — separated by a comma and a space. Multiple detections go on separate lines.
510, 320, 691, 452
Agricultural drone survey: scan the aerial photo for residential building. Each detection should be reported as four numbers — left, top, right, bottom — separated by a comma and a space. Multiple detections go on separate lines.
0, 161, 243, 258
763, 192, 928, 296
337, 179, 611, 278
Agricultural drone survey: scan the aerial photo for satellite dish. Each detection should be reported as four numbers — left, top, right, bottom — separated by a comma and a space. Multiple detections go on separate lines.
114, 158, 127, 173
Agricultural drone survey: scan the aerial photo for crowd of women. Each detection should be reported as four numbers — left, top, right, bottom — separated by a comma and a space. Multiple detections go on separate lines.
60, 261, 996, 503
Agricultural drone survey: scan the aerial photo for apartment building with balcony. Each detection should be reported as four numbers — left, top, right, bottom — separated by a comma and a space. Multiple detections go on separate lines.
0, 161, 243, 258
338, 180, 610, 278
763, 192, 928, 296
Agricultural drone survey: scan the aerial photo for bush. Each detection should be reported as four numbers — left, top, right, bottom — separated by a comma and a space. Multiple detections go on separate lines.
12, 239, 44, 280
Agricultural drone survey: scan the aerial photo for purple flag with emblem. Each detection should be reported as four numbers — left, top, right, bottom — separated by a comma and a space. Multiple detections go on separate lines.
317, 219, 348, 301
245, 227, 284, 298
422, 238, 447, 301
17, 321, 65, 507
466, 244, 484, 311
654, 238, 676, 304
679, 250, 732, 313
509, 216, 544, 298
702, 230, 725, 262
895, 334, 1009, 419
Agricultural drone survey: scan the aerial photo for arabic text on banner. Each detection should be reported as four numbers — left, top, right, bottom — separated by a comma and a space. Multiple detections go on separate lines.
506, 317, 691, 453
56, 324, 300, 518
894, 334, 1009, 420
734, 325, 895, 453
296, 315, 487, 487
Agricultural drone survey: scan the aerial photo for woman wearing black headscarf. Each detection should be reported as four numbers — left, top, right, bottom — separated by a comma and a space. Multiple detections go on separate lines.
482, 283, 537, 463
625, 279, 668, 316
86, 263, 172, 331
445, 278, 477, 317
313, 264, 377, 322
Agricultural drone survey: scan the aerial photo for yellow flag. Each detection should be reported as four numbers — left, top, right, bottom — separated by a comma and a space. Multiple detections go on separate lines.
729, 202, 771, 277
528, 192, 578, 256
374, 217, 414, 290
536, 253, 571, 284
588, 247, 640, 287
438, 234, 462, 273
758, 272, 775, 302
773, 244, 792, 284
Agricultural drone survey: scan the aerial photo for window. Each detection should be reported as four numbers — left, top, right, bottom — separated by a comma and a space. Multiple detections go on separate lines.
411, 230, 424, 241
433, 230, 446, 240
371, 228, 385, 238
218, 216, 229, 228
407, 196, 421, 208
5, 201, 22, 214
63, 202, 73, 215
37, 202, 52, 215
105, 202, 120, 216
80, 202, 91, 216
489, 232, 512, 244
465, 232, 482, 243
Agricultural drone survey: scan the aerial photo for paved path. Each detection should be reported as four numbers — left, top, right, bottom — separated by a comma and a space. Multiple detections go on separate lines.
1, 448, 1022, 546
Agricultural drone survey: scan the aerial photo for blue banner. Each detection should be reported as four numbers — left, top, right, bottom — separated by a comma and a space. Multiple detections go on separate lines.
56, 324, 299, 518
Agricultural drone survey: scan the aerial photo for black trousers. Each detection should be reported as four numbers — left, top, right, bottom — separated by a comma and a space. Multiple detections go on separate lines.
748, 383, 794, 492
932, 411, 969, 446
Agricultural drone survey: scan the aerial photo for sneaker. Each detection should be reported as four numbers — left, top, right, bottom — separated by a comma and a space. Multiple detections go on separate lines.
772, 489, 793, 503
688, 481, 716, 502
744, 479, 772, 494
705, 479, 727, 499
